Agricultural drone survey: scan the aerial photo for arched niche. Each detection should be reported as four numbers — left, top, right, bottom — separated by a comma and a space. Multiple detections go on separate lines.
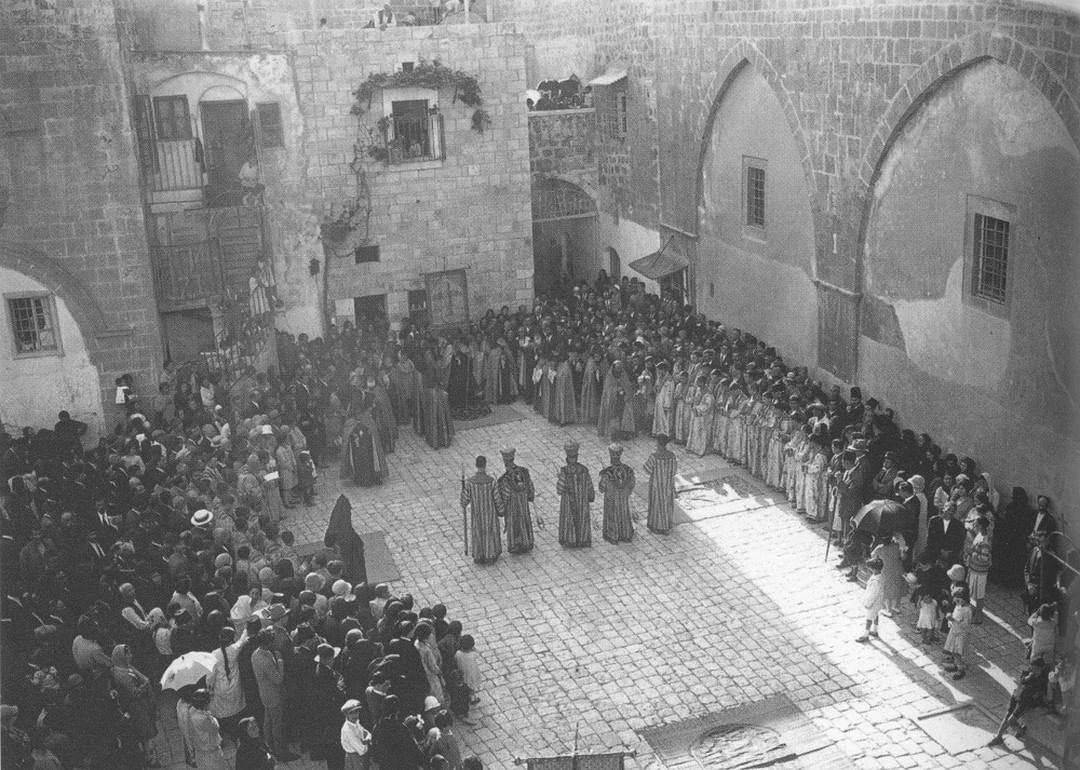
859, 58, 1080, 513
0, 265, 103, 438
696, 62, 818, 366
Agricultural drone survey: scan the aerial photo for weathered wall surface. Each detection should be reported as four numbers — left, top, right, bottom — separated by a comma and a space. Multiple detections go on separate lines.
529, 109, 597, 189
498, 0, 1080, 536
0, 2, 164, 434
290, 25, 534, 327
860, 58, 1080, 518
696, 64, 818, 367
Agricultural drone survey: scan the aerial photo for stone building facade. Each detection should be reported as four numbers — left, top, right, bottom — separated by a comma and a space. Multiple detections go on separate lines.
1, 2, 164, 440
499, 0, 1080, 536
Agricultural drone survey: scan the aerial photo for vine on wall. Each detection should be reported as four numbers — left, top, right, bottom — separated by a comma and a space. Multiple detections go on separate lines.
351, 59, 488, 134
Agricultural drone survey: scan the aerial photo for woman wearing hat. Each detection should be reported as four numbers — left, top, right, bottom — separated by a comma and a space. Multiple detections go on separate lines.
236, 716, 274, 770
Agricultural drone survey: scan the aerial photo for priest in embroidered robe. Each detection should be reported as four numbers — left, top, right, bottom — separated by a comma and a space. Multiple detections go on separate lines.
556, 441, 595, 548
598, 443, 636, 544
596, 360, 636, 440
644, 433, 678, 534
495, 447, 538, 554
461, 455, 502, 564
341, 393, 386, 487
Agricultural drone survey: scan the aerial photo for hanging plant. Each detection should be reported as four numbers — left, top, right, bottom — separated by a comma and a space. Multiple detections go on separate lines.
319, 199, 361, 242
352, 60, 488, 132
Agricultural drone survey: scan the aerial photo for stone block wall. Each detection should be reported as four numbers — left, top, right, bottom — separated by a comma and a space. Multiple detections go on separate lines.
528, 109, 597, 191
288, 24, 534, 326
0, 2, 163, 435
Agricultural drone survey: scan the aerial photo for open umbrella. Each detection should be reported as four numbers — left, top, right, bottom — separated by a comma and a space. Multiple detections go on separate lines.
160, 651, 216, 691
851, 498, 906, 535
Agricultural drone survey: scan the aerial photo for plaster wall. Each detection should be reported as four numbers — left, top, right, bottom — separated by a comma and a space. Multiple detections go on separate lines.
0, 267, 102, 442
696, 66, 818, 367
860, 59, 1080, 534
597, 213, 660, 295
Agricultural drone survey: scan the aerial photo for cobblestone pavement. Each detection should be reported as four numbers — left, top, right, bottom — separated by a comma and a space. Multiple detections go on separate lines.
155, 403, 1063, 769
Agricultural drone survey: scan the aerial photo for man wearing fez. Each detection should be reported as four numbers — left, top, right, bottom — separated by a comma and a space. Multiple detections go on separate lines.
495, 447, 538, 555
556, 441, 595, 548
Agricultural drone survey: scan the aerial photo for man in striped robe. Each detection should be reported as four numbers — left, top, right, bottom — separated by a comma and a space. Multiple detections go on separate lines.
557, 441, 595, 548
644, 434, 678, 534
599, 443, 636, 544
461, 456, 502, 564
496, 447, 538, 554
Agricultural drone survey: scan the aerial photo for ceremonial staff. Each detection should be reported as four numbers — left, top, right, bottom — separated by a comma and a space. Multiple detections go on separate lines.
461, 467, 469, 556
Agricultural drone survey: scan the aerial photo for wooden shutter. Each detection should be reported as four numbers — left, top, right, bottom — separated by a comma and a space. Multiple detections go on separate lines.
133, 94, 158, 174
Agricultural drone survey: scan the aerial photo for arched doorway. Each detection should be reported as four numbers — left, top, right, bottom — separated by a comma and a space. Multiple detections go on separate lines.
530, 178, 598, 293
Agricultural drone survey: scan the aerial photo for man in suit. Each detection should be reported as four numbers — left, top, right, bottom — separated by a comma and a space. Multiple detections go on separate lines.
1023, 530, 1060, 614
1029, 495, 1059, 539
251, 628, 297, 761
897, 479, 920, 570
924, 501, 965, 565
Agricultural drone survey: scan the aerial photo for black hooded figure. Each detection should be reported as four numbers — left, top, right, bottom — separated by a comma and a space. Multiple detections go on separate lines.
324, 494, 367, 584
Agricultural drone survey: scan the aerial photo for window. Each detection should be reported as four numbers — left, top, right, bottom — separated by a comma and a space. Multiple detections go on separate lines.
354, 244, 380, 264
386, 99, 443, 163
408, 289, 430, 327
616, 91, 628, 138
972, 214, 1009, 304
256, 102, 284, 148
963, 196, 1015, 317
153, 95, 192, 140
745, 163, 766, 229
7, 294, 60, 356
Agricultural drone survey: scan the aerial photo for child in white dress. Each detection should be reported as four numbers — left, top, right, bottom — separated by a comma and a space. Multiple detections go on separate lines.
856, 559, 885, 643
915, 589, 939, 645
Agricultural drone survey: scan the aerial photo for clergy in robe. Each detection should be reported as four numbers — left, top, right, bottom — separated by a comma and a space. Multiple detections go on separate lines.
461, 456, 502, 564
598, 443, 636, 544
388, 350, 420, 425
596, 360, 636, 440
557, 441, 595, 548
516, 334, 537, 404
686, 374, 714, 456
447, 342, 472, 411
579, 350, 604, 425
552, 355, 577, 426
422, 361, 454, 449
341, 394, 387, 487
368, 376, 397, 454
324, 495, 367, 591
644, 434, 678, 534
495, 447, 537, 554
652, 363, 675, 437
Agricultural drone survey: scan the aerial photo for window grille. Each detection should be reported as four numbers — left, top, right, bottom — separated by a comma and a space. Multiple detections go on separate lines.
746, 165, 765, 229
8, 295, 58, 354
972, 213, 1009, 304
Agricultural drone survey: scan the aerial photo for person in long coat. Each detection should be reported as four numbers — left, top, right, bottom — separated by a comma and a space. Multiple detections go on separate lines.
686, 374, 714, 456
461, 456, 502, 564
495, 447, 537, 554
389, 350, 421, 425
369, 376, 398, 454
305, 644, 346, 766
579, 350, 604, 425
110, 644, 158, 766
557, 441, 595, 548
325, 494, 367, 585
644, 434, 678, 534
341, 394, 387, 487
187, 690, 229, 770
597, 360, 636, 440
274, 429, 299, 507
598, 443, 636, 544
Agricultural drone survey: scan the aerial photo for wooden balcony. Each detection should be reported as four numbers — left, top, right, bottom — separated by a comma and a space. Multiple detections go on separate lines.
151, 239, 225, 311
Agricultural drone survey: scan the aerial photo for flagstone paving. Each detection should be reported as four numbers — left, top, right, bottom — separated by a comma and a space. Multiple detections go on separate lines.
155, 402, 1063, 769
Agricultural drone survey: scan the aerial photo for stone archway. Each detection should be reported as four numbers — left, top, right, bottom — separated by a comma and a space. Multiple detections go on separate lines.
530, 177, 599, 292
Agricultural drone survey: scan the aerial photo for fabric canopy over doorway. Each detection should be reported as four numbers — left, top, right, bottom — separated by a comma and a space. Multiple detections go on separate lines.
629, 247, 689, 280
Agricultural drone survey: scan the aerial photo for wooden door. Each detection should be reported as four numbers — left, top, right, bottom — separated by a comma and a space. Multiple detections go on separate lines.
200, 100, 249, 203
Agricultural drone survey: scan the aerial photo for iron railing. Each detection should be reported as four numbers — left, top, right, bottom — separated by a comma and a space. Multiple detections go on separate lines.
151, 239, 225, 307
384, 113, 444, 164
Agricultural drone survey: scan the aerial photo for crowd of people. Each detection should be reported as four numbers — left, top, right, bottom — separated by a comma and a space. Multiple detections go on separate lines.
2, 269, 1077, 767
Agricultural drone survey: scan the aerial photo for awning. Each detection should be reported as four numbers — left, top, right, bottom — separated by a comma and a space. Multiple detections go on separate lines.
587, 68, 628, 87
629, 248, 689, 281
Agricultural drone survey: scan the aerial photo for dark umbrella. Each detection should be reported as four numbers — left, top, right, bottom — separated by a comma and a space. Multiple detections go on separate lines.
851, 499, 906, 535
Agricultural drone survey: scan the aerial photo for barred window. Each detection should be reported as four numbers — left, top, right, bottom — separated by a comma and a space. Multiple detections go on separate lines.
972, 214, 1009, 304
746, 165, 765, 229
7, 295, 59, 355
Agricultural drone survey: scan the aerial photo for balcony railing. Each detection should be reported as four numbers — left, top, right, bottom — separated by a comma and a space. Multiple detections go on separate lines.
383, 113, 444, 165
148, 139, 205, 192
152, 239, 225, 308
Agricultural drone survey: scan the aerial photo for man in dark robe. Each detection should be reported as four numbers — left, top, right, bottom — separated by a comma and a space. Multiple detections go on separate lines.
495, 447, 538, 554
324, 495, 367, 585
341, 394, 386, 487
447, 342, 472, 410
557, 441, 594, 548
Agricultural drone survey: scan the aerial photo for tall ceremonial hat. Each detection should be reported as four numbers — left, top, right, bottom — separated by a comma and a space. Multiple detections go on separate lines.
564, 440, 580, 457
500, 447, 516, 462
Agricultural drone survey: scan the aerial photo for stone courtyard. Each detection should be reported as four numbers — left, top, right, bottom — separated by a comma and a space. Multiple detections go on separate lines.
151, 404, 1062, 770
